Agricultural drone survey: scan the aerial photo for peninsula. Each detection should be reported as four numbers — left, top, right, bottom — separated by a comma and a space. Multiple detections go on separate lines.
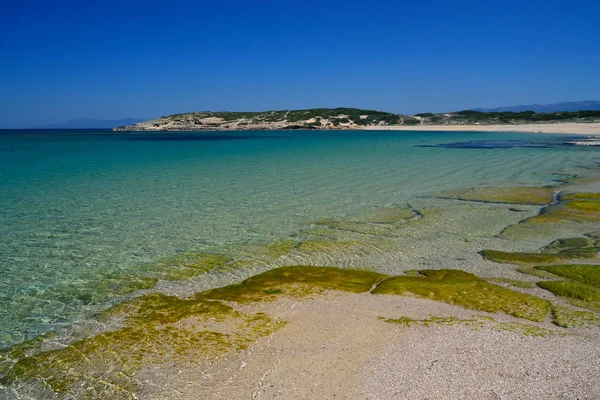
113, 107, 600, 134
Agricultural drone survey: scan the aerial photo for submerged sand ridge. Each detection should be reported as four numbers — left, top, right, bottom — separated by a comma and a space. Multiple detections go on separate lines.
1, 172, 600, 398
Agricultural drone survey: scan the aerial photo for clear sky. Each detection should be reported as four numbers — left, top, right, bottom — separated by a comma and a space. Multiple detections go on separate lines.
1, 0, 599, 127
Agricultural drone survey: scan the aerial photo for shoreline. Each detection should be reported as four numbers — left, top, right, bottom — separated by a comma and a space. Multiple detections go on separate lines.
1, 135, 599, 399
361, 122, 600, 135
111, 122, 600, 135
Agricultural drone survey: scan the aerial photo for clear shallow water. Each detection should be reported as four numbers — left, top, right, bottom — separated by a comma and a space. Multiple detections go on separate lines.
0, 129, 597, 346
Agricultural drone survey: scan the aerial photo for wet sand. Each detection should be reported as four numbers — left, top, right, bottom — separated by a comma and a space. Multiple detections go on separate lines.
144, 292, 600, 400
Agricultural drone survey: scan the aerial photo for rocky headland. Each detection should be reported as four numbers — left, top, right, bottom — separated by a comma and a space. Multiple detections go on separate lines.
113, 107, 600, 132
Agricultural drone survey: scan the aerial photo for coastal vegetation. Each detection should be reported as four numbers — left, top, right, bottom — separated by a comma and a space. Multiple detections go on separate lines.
113, 107, 600, 131
415, 109, 600, 125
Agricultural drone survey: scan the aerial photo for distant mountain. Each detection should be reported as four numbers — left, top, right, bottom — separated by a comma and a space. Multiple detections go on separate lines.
473, 101, 600, 113
39, 118, 145, 129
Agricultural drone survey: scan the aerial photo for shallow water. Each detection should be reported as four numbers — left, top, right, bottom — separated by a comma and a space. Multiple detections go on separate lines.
0, 129, 597, 347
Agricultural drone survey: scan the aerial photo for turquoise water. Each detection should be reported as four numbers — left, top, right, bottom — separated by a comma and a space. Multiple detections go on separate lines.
0, 129, 596, 347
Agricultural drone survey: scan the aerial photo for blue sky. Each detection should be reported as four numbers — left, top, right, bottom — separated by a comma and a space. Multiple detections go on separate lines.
1, 0, 599, 127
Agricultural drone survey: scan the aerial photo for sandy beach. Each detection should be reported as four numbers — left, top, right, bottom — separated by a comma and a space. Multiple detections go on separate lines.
144, 292, 600, 399
362, 122, 600, 135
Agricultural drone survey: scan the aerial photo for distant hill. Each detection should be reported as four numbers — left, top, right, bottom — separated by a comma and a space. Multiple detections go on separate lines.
113, 108, 420, 131
473, 101, 600, 113
115, 107, 600, 131
40, 118, 145, 129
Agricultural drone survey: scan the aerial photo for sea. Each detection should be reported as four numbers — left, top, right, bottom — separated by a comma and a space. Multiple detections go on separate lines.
0, 128, 598, 348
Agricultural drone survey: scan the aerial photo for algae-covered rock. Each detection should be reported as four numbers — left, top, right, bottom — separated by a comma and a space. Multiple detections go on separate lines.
354, 206, 416, 224
372, 269, 551, 321
254, 239, 297, 259
551, 306, 600, 328
479, 249, 594, 265
537, 281, 600, 302
0, 292, 282, 398
486, 277, 535, 289
295, 238, 364, 253
499, 193, 600, 241
543, 237, 592, 252
382, 315, 493, 328
535, 265, 600, 288
50, 273, 158, 305
202, 266, 388, 304
497, 322, 554, 337
136, 252, 231, 281
517, 267, 559, 279
310, 206, 416, 236
434, 187, 556, 205
525, 192, 600, 224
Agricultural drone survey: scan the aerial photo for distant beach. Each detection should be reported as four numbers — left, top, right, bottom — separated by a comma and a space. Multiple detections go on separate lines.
363, 122, 600, 134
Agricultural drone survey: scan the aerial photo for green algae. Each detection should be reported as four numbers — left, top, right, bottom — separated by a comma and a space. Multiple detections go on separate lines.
382, 315, 494, 328
52, 273, 158, 305
567, 299, 600, 313
383, 315, 555, 337
563, 193, 600, 200
300, 226, 339, 237
543, 237, 592, 251
1, 266, 389, 396
202, 266, 388, 304
1, 292, 283, 397
486, 277, 535, 289
254, 239, 297, 259
372, 269, 551, 321
403, 269, 425, 277
136, 252, 231, 281
295, 239, 364, 253
1, 264, 581, 397
310, 218, 392, 235
309, 206, 416, 236
526, 193, 600, 224
517, 267, 558, 279
434, 187, 555, 205
0, 331, 57, 377
499, 193, 600, 240
557, 246, 600, 255
479, 249, 594, 265
551, 306, 600, 328
101, 292, 233, 324
537, 281, 600, 302
354, 206, 415, 224
497, 322, 553, 337
535, 265, 600, 288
